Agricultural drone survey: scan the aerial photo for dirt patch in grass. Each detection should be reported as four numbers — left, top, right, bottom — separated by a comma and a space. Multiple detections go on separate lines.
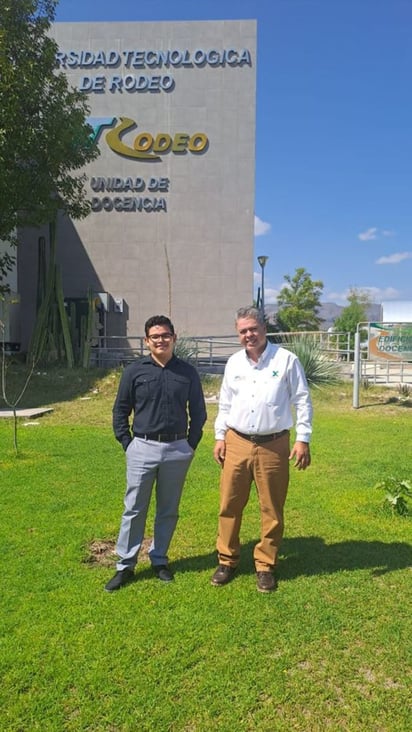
85, 537, 152, 566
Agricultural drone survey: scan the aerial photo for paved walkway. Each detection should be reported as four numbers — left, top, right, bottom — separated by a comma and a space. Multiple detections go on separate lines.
0, 407, 53, 419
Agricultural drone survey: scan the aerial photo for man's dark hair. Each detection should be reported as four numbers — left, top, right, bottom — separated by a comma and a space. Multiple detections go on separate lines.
144, 315, 175, 336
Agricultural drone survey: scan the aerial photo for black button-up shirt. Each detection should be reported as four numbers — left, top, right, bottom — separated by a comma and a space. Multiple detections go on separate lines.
112, 355, 207, 451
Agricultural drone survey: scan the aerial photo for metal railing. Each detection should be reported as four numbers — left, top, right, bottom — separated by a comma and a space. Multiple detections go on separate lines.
90, 331, 412, 385
91, 335, 240, 370
360, 359, 412, 386
267, 331, 354, 361
91, 331, 354, 368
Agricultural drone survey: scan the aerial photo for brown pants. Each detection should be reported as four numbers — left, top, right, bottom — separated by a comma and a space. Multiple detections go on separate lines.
216, 429, 290, 571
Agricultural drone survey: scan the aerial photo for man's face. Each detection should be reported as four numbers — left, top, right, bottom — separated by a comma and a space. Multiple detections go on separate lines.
145, 324, 176, 363
236, 316, 267, 358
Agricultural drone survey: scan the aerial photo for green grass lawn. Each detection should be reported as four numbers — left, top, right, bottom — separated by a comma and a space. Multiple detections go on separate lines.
0, 368, 411, 731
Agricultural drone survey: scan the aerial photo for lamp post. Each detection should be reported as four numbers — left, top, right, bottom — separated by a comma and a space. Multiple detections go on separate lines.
257, 255, 268, 316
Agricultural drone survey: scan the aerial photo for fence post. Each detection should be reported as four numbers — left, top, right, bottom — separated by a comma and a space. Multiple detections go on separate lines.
353, 330, 361, 408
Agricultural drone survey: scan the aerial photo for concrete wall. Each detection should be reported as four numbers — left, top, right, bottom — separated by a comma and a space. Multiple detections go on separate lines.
0, 237, 20, 348
33, 19, 257, 342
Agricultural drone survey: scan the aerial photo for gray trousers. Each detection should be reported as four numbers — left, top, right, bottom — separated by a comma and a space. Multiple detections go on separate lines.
116, 437, 194, 570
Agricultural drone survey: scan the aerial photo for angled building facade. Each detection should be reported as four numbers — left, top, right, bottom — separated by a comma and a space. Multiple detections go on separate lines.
15, 20, 256, 350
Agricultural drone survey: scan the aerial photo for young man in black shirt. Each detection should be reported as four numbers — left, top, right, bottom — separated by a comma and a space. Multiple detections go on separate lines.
105, 315, 207, 592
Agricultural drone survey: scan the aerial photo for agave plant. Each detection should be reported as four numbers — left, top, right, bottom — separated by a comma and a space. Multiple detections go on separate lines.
174, 335, 199, 364
282, 335, 342, 388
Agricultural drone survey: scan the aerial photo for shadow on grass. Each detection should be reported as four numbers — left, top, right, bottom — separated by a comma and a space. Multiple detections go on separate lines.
131, 536, 412, 581
279, 536, 412, 579
0, 364, 114, 410
356, 400, 412, 410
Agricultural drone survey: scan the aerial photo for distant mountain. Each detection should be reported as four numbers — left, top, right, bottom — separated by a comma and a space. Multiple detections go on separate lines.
318, 302, 344, 329
266, 302, 382, 330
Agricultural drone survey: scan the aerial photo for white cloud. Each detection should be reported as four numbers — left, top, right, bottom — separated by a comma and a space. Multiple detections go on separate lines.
254, 272, 279, 305
263, 287, 280, 305
325, 289, 353, 305
375, 252, 412, 265
358, 227, 397, 241
360, 286, 400, 301
254, 215, 271, 236
358, 227, 378, 241
326, 286, 400, 304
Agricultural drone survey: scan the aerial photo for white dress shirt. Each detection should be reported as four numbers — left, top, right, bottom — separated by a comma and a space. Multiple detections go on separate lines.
215, 341, 313, 443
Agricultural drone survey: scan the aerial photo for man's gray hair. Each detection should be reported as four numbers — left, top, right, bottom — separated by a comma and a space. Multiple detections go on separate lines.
236, 306, 265, 326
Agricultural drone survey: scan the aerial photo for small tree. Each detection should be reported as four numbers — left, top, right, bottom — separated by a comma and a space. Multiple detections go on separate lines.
0, 0, 99, 293
276, 267, 324, 331
1, 316, 36, 455
266, 311, 290, 338
333, 288, 371, 350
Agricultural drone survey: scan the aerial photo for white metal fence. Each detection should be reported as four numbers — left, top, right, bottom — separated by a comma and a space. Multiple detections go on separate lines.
92, 331, 353, 367
359, 359, 412, 386
91, 331, 412, 385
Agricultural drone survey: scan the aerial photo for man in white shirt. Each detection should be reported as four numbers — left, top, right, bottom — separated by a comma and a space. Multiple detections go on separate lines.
212, 306, 313, 592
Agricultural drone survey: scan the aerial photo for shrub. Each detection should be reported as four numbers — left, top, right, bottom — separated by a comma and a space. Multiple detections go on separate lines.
375, 477, 412, 516
283, 335, 342, 388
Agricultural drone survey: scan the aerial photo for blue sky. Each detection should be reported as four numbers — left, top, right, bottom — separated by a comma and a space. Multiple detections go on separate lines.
55, 0, 412, 306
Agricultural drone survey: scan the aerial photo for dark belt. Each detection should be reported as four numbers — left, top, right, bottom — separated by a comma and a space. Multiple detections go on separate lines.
134, 432, 187, 443
231, 428, 288, 444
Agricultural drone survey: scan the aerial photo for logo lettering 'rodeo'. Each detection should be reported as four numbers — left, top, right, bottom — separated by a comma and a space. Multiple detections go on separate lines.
89, 116, 209, 161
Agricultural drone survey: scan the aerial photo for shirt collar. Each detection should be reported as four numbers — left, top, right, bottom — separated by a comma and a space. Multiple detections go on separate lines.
244, 339, 272, 366
156, 353, 178, 367
140, 353, 177, 367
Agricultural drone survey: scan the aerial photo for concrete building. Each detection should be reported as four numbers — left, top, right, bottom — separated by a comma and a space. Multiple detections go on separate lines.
12, 20, 257, 352
380, 300, 412, 323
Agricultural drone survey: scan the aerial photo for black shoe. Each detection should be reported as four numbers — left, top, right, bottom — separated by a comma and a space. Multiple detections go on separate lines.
211, 564, 236, 586
256, 571, 277, 593
153, 565, 174, 582
104, 568, 134, 592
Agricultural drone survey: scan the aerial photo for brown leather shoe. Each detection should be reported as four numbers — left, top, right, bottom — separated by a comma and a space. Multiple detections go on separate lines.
256, 571, 277, 593
211, 564, 236, 586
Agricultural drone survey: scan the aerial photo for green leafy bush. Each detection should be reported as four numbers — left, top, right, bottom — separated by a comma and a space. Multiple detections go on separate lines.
375, 477, 412, 516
